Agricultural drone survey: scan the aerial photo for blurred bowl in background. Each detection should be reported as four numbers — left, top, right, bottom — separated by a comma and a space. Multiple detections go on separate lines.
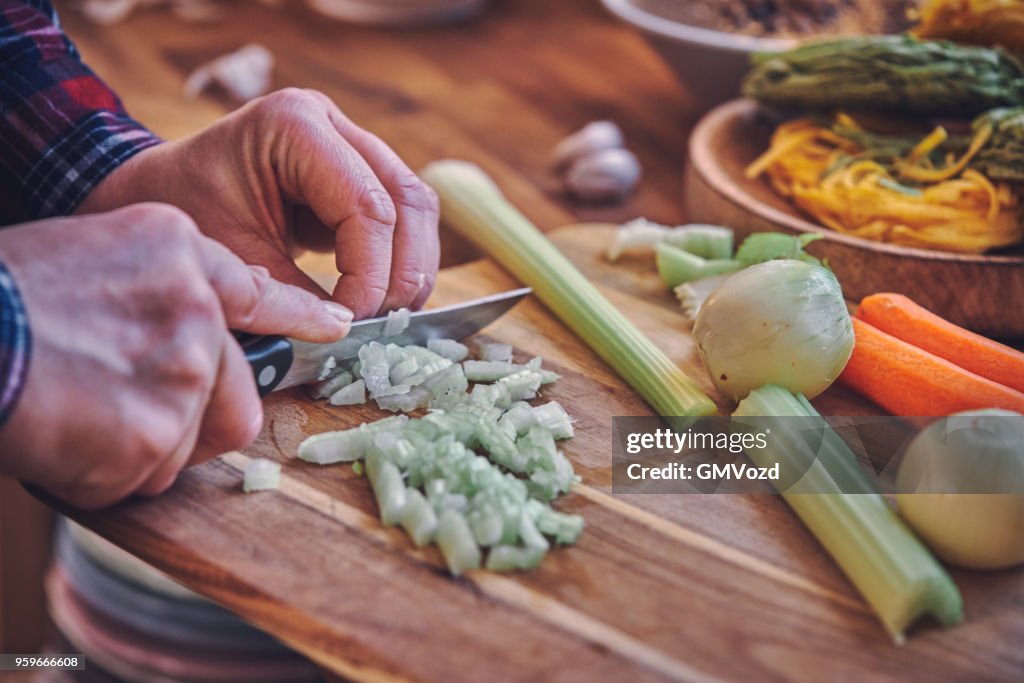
600, 0, 795, 108
306, 0, 489, 26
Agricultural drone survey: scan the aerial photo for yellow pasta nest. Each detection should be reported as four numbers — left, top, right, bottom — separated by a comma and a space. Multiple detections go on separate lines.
746, 119, 1023, 253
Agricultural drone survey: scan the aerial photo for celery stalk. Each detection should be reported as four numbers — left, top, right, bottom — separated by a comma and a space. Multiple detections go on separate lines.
655, 243, 742, 288
733, 386, 963, 643
422, 161, 715, 418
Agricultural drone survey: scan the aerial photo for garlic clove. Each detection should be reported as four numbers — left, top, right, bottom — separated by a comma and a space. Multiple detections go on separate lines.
564, 148, 641, 203
183, 44, 274, 103
552, 120, 625, 170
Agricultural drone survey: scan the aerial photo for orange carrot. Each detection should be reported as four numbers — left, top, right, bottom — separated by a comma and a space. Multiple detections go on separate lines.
857, 293, 1024, 394
839, 318, 1024, 417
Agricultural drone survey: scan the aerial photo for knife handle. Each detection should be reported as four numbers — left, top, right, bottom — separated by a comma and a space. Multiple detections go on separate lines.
234, 333, 294, 397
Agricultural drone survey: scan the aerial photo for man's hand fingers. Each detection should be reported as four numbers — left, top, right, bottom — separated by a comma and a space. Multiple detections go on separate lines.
197, 236, 352, 343
324, 105, 440, 313
190, 331, 264, 464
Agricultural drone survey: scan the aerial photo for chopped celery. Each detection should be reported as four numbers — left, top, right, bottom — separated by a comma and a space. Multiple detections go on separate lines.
383, 308, 410, 336
519, 510, 550, 550
298, 415, 409, 464
436, 509, 482, 575
243, 458, 281, 493
370, 461, 407, 526
427, 338, 469, 362
733, 385, 963, 643
400, 488, 437, 547
423, 161, 715, 418
479, 342, 513, 363
329, 379, 366, 406
485, 544, 547, 571
317, 356, 338, 381
735, 232, 823, 267
310, 370, 354, 399
300, 337, 586, 575
532, 402, 574, 440
655, 242, 743, 288
497, 370, 543, 403
661, 224, 734, 260
606, 218, 671, 261
352, 461, 364, 476
463, 360, 522, 382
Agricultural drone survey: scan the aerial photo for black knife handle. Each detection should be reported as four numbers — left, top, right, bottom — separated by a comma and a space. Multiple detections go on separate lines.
233, 333, 294, 397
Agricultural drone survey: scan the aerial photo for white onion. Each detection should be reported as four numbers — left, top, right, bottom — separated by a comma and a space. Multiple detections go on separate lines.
896, 410, 1024, 570
693, 260, 854, 402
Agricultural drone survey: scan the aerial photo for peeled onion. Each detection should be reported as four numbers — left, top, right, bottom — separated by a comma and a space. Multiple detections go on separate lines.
693, 259, 854, 402
896, 409, 1024, 570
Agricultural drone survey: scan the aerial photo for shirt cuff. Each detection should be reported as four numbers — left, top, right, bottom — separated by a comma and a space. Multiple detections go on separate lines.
0, 261, 31, 429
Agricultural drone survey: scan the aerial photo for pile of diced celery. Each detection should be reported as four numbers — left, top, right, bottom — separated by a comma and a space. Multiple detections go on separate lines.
299, 335, 584, 575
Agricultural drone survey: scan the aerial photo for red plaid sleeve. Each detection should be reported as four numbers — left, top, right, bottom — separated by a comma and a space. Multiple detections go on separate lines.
0, 0, 161, 224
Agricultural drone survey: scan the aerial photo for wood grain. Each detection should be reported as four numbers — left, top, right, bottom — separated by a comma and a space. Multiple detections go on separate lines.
49, 224, 1024, 682
684, 98, 1024, 338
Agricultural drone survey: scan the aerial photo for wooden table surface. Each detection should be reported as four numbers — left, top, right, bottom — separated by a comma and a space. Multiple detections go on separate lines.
58, 0, 697, 262
43, 1, 1024, 681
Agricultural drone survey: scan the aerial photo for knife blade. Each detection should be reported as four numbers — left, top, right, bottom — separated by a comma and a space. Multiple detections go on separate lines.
239, 287, 532, 395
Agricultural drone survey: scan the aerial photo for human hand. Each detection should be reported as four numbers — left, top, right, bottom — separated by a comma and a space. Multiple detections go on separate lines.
0, 204, 351, 508
77, 88, 441, 320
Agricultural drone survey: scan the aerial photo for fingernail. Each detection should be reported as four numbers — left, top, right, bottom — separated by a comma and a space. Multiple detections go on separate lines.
324, 302, 354, 325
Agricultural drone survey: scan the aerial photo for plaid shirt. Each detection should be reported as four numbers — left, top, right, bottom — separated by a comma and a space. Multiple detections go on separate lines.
1, 0, 159, 426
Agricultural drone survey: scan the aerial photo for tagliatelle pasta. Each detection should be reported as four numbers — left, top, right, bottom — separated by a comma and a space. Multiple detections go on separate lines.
746, 119, 1023, 253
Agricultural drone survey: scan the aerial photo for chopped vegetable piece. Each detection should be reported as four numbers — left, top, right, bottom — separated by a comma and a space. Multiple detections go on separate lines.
856, 293, 1024, 394
519, 510, 550, 550
839, 318, 1024, 416
298, 415, 409, 464
329, 379, 367, 406
656, 242, 743, 288
383, 308, 410, 336
734, 385, 963, 644
480, 342, 514, 363
532, 402, 574, 439
422, 161, 715, 418
427, 338, 469, 362
374, 386, 430, 413
436, 509, 482, 575
370, 461, 408, 526
243, 458, 281, 492
310, 370, 354, 399
485, 545, 547, 571
317, 355, 337, 381
400, 488, 438, 547
734, 232, 823, 266
606, 218, 670, 261
463, 360, 522, 382
352, 461, 364, 476
497, 370, 543, 403
661, 224, 734, 260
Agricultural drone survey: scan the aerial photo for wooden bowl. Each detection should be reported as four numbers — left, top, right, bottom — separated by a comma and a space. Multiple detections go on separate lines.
684, 98, 1024, 339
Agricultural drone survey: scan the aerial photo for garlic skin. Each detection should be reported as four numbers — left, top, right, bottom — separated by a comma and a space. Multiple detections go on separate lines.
896, 409, 1024, 570
564, 148, 641, 202
552, 121, 624, 170
183, 44, 274, 103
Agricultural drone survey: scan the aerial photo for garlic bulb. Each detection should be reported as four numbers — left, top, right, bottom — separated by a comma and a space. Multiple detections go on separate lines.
552, 121, 624, 170
896, 409, 1024, 570
183, 44, 274, 103
564, 148, 641, 202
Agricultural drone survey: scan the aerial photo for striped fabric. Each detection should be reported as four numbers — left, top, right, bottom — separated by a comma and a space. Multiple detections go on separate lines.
0, 261, 29, 428
0, 0, 161, 224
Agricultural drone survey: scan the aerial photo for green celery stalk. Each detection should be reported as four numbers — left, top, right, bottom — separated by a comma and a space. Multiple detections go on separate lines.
655, 242, 742, 287
422, 161, 715, 418
733, 385, 963, 643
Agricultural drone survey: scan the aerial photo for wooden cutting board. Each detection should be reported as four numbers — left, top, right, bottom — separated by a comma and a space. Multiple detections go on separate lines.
51, 224, 1024, 682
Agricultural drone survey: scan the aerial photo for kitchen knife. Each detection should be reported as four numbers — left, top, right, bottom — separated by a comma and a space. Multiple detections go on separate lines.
239, 287, 532, 396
